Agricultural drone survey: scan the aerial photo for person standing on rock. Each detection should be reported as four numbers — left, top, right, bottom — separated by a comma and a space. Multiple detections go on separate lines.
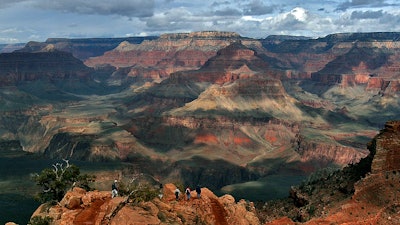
159, 183, 163, 199
174, 187, 181, 201
112, 180, 119, 198
185, 187, 191, 200
196, 185, 201, 199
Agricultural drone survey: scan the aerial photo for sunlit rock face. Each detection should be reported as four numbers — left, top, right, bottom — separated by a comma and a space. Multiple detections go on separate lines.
84, 31, 263, 83
31, 184, 260, 225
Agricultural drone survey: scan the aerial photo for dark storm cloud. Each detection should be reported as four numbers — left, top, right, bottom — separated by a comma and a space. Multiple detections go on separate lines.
211, 1, 231, 8
35, 0, 155, 17
350, 10, 384, 19
242, 0, 275, 15
214, 7, 242, 16
337, 0, 386, 11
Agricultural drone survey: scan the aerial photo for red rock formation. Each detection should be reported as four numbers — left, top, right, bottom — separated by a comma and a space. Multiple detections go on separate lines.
295, 139, 368, 169
31, 183, 260, 225
370, 121, 400, 173
84, 32, 263, 83
84, 32, 244, 68
310, 42, 400, 94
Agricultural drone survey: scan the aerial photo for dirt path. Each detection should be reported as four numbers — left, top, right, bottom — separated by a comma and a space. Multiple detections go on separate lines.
74, 199, 105, 225
210, 198, 229, 225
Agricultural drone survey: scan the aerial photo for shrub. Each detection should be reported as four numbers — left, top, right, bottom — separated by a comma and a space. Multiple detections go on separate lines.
157, 211, 167, 222
31, 159, 96, 202
177, 213, 186, 223
128, 184, 159, 205
308, 205, 316, 216
28, 216, 53, 225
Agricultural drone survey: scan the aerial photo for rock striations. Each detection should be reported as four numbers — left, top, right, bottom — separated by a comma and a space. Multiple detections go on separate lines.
84, 31, 263, 82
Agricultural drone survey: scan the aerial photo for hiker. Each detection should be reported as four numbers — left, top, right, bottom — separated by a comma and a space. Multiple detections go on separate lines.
111, 180, 119, 198
159, 183, 164, 199
196, 185, 201, 198
174, 187, 181, 201
185, 187, 191, 200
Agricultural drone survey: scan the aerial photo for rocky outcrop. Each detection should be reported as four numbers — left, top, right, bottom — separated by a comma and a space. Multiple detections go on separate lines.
31, 184, 259, 225
261, 120, 400, 224
369, 120, 400, 173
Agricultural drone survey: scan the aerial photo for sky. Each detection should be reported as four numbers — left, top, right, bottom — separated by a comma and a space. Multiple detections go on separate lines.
0, 0, 400, 44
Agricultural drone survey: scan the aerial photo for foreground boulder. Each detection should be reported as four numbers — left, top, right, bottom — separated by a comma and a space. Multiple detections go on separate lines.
31, 183, 259, 225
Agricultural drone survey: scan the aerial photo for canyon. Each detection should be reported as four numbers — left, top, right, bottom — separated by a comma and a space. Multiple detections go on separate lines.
0, 31, 400, 223
18, 120, 400, 224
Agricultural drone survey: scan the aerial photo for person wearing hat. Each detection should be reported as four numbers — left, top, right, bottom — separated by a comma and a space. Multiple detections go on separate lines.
111, 179, 119, 198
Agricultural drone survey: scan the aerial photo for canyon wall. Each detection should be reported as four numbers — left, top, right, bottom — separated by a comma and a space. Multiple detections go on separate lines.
1, 32, 399, 211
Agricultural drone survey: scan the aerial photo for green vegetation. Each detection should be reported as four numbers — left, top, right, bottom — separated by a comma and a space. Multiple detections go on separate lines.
28, 216, 53, 225
0, 146, 121, 224
118, 179, 160, 205
31, 160, 96, 202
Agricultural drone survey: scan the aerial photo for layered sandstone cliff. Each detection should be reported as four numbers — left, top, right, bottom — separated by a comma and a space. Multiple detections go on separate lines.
310, 42, 400, 95
84, 31, 264, 84
261, 33, 400, 97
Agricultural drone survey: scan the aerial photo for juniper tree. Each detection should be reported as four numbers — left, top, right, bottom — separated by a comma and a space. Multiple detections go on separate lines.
31, 159, 95, 203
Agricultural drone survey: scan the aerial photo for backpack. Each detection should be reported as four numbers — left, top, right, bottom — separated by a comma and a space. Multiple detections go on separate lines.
185, 188, 190, 194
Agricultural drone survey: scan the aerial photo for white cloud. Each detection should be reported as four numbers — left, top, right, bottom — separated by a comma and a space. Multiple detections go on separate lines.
1, 0, 400, 43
